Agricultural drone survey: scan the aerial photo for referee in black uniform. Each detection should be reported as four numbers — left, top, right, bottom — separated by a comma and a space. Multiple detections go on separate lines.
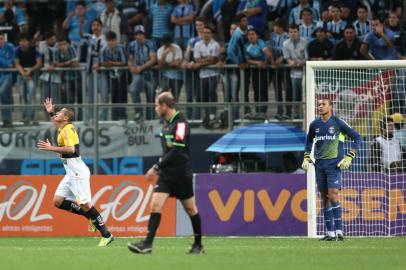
128, 91, 204, 254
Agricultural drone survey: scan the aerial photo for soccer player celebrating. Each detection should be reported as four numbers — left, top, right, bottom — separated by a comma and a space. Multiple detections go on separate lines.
128, 91, 204, 254
302, 99, 361, 241
37, 98, 114, 246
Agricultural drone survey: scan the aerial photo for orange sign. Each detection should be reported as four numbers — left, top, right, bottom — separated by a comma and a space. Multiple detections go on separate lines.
0, 175, 176, 236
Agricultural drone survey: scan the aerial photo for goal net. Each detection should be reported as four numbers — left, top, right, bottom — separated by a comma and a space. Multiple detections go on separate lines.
306, 60, 406, 237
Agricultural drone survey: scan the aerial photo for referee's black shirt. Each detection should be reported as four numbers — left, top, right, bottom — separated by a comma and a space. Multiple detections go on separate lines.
156, 111, 192, 176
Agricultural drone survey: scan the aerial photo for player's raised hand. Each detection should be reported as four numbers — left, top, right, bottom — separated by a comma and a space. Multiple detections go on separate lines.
44, 97, 54, 113
301, 152, 313, 171
37, 139, 53, 151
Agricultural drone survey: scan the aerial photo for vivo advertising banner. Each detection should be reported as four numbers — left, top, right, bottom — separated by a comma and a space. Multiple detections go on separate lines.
196, 173, 406, 236
195, 173, 308, 236
0, 175, 176, 236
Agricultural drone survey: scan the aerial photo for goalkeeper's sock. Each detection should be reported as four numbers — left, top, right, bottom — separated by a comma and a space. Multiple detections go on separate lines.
323, 207, 334, 233
85, 207, 111, 238
332, 201, 343, 231
190, 213, 202, 246
58, 200, 86, 216
145, 212, 161, 245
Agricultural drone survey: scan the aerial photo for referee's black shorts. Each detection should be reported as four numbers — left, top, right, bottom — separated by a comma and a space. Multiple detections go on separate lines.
154, 173, 194, 200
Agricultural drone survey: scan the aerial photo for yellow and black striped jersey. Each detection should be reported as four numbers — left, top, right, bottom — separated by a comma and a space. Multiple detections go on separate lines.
57, 123, 80, 158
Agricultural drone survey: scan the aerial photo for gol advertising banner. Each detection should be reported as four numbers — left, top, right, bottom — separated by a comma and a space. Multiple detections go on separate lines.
0, 175, 176, 236
195, 173, 308, 236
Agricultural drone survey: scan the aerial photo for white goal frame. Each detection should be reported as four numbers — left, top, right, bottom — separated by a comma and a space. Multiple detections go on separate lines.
306, 60, 406, 237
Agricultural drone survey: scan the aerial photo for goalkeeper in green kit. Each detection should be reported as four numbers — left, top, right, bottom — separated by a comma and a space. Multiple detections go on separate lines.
302, 99, 362, 241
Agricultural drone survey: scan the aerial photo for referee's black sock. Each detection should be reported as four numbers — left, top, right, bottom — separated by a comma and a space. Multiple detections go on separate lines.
85, 207, 111, 238
58, 200, 86, 216
190, 213, 202, 246
145, 212, 161, 245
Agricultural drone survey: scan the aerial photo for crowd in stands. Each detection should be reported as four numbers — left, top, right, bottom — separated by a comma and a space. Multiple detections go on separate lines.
0, 0, 406, 128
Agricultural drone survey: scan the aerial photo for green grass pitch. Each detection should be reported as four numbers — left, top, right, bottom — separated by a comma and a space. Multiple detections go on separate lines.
0, 237, 405, 270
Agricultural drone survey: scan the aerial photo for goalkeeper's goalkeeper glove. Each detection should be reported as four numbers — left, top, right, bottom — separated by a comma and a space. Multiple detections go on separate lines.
301, 152, 313, 171
337, 150, 356, 170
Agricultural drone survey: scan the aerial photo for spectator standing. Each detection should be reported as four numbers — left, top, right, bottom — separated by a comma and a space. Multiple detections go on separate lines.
236, 0, 268, 36
224, 15, 249, 120
269, 20, 291, 120
326, 5, 347, 45
128, 25, 158, 121
171, 0, 196, 50
157, 34, 183, 99
282, 24, 307, 119
53, 36, 80, 107
0, 0, 26, 31
387, 11, 403, 54
62, 1, 94, 61
307, 27, 333, 60
289, 0, 319, 25
360, 17, 398, 60
122, 0, 147, 37
0, 31, 15, 128
14, 32, 43, 125
392, 113, 406, 151
220, 0, 239, 42
370, 116, 405, 172
100, 0, 128, 44
0, 8, 19, 45
150, 0, 173, 48
333, 25, 363, 60
193, 25, 220, 128
245, 28, 271, 116
353, 4, 371, 42
298, 7, 322, 42
182, 16, 205, 119
86, 19, 106, 122
100, 31, 127, 121
38, 31, 61, 104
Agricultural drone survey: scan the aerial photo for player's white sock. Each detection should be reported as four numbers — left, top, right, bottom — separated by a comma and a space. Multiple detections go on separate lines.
336, 230, 343, 236
328, 231, 336, 237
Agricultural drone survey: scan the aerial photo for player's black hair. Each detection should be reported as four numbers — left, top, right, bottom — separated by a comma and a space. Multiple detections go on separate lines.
44, 30, 55, 40
234, 14, 247, 24
92, 18, 103, 26
76, 0, 86, 7
289, 24, 299, 31
344, 24, 355, 32
18, 32, 31, 42
357, 4, 368, 12
57, 35, 70, 43
105, 31, 117, 40
157, 92, 175, 109
380, 116, 393, 131
300, 7, 313, 19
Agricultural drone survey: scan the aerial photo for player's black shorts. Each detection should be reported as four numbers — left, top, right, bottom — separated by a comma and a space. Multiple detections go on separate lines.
155, 173, 194, 200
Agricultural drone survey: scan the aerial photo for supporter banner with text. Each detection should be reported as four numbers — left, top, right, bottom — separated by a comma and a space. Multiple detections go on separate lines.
0, 121, 162, 160
0, 175, 176, 236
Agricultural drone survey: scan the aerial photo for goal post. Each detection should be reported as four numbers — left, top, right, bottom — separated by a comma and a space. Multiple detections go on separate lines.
306, 60, 406, 237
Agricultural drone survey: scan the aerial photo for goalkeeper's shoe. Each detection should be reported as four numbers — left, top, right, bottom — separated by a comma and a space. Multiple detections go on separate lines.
88, 218, 97, 232
98, 234, 115, 246
336, 234, 344, 241
318, 235, 336, 241
187, 244, 205, 255
128, 241, 152, 254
